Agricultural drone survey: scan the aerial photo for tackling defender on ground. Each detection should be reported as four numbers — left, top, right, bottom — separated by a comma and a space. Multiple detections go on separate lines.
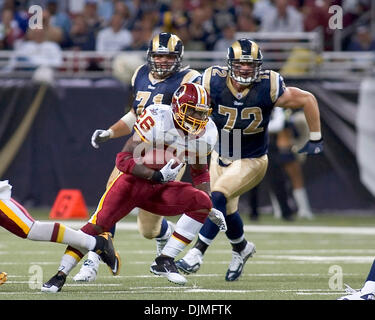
0, 180, 118, 289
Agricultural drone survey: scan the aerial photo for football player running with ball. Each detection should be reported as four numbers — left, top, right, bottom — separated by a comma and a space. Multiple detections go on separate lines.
176, 39, 323, 281
41, 83, 226, 292
74, 32, 202, 282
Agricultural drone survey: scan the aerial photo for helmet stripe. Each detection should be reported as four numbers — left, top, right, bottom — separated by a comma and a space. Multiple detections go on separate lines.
199, 85, 205, 104
167, 34, 179, 51
250, 41, 259, 60
152, 34, 160, 51
232, 41, 242, 60
192, 83, 202, 104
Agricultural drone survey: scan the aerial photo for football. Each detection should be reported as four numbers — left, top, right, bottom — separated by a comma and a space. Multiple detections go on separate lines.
141, 148, 182, 170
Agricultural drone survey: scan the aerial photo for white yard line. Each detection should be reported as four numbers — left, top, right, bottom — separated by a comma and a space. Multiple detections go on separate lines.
47, 221, 375, 235
0, 288, 344, 296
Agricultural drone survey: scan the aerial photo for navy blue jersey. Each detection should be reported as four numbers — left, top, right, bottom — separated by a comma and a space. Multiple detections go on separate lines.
131, 64, 201, 116
202, 66, 286, 159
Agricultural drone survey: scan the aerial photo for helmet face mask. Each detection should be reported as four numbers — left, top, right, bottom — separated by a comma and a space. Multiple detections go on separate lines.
149, 53, 180, 78
147, 33, 184, 78
172, 83, 212, 135
228, 59, 262, 85
227, 39, 263, 85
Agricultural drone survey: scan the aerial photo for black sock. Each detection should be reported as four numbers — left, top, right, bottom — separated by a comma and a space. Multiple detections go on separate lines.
231, 239, 247, 253
194, 238, 209, 255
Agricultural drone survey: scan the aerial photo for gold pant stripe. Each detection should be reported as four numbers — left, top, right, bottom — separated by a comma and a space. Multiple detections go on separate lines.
56, 224, 66, 243
64, 249, 81, 261
90, 172, 124, 224
0, 200, 31, 235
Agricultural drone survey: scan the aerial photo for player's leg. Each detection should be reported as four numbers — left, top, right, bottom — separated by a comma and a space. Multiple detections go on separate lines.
137, 164, 186, 254
177, 152, 267, 280
266, 143, 295, 221
0, 198, 107, 252
278, 127, 313, 219
0, 197, 117, 291
74, 166, 120, 282
338, 259, 375, 300
146, 182, 212, 285
43, 173, 135, 292
137, 210, 174, 256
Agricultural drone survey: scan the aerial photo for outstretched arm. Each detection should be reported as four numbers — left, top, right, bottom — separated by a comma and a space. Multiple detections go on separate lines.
275, 87, 321, 137
91, 109, 137, 148
275, 87, 323, 155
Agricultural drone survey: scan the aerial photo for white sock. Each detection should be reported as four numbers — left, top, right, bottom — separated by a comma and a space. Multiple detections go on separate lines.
293, 188, 313, 215
229, 235, 245, 245
58, 254, 79, 276
161, 214, 203, 258
27, 221, 96, 251
158, 222, 173, 241
362, 280, 375, 294
198, 233, 214, 246
269, 191, 282, 219
86, 250, 101, 263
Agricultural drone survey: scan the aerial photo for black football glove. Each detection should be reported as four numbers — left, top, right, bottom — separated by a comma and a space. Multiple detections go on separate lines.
91, 129, 112, 149
298, 138, 323, 155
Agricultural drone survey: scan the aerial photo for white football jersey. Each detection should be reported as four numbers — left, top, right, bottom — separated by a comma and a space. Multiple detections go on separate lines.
134, 104, 217, 164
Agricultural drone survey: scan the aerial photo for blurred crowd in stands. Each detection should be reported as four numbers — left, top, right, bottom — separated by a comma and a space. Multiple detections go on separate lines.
0, 0, 374, 55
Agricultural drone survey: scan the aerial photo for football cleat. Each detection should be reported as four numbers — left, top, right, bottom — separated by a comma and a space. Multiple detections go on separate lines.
41, 272, 66, 293
94, 232, 121, 276
156, 221, 175, 256
0, 271, 7, 285
338, 284, 375, 300
150, 256, 187, 285
226, 241, 256, 281
176, 248, 203, 274
73, 259, 98, 282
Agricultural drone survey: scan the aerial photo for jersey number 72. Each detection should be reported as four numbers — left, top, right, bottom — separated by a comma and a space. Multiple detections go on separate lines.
218, 105, 264, 134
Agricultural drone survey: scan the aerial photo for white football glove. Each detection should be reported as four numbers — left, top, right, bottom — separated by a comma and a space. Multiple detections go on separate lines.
91, 129, 112, 149
208, 208, 227, 232
159, 159, 184, 182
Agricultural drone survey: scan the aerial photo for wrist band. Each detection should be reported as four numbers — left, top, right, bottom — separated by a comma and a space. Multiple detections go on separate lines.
309, 132, 322, 141
107, 128, 114, 138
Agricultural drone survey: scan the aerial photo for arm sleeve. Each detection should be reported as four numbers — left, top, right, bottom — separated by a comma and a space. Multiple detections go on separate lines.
120, 110, 137, 128
116, 152, 137, 174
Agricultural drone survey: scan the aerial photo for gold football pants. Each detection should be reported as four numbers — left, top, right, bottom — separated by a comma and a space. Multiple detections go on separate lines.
209, 150, 268, 215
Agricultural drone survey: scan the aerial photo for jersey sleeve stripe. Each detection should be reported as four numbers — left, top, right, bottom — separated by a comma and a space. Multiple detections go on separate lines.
202, 67, 213, 95
181, 70, 201, 85
131, 64, 144, 87
134, 126, 150, 143
270, 70, 280, 104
